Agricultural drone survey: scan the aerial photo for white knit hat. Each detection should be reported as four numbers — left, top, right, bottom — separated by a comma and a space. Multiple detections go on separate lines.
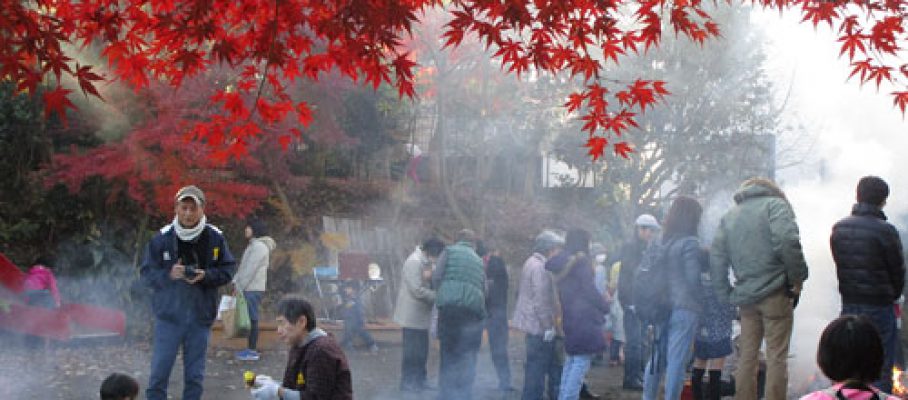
635, 214, 660, 230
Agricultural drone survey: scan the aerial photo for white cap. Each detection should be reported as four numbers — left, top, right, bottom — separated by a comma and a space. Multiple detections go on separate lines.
635, 214, 660, 230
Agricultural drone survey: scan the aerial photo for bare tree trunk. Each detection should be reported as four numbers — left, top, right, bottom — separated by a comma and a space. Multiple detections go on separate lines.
270, 178, 301, 231
436, 95, 473, 231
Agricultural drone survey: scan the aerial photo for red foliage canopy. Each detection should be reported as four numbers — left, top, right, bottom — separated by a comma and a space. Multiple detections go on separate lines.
3, 0, 907, 160
48, 78, 271, 219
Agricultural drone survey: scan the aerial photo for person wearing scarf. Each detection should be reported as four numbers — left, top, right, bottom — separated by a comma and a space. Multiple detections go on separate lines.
140, 185, 237, 400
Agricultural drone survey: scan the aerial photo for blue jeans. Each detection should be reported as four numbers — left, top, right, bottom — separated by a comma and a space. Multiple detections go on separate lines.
146, 319, 211, 400
522, 333, 562, 400
558, 354, 593, 400
340, 308, 375, 348
842, 303, 897, 393
643, 309, 699, 400
243, 291, 263, 350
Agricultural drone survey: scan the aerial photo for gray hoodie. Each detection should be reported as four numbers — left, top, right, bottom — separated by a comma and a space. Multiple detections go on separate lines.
234, 236, 276, 292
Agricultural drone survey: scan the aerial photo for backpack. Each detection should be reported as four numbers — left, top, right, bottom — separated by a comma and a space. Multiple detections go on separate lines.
632, 238, 674, 326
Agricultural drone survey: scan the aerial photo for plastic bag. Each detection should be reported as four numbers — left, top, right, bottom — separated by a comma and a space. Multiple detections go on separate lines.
233, 291, 251, 338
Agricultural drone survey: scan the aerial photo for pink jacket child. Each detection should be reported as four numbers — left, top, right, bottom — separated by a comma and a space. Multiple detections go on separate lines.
801, 383, 898, 400
22, 264, 61, 307
802, 315, 900, 400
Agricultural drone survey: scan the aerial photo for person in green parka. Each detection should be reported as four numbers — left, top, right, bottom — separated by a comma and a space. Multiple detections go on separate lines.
710, 178, 809, 400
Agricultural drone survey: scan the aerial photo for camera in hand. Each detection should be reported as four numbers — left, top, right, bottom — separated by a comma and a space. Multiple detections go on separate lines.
184, 264, 201, 279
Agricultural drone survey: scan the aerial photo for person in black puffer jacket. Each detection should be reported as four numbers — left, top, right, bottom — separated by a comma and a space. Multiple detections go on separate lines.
830, 175, 905, 394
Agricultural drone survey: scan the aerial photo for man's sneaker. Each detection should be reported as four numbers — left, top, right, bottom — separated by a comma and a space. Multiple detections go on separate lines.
235, 349, 260, 361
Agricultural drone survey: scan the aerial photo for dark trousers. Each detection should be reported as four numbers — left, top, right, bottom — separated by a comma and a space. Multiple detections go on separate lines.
623, 306, 645, 386
401, 328, 430, 389
521, 333, 562, 400
842, 303, 898, 393
437, 306, 483, 400
486, 314, 512, 388
146, 319, 210, 400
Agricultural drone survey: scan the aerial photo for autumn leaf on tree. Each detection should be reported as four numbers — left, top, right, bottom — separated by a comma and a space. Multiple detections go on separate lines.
893, 91, 908, 114
586, 136, 608, 161
43, 87, 76, 123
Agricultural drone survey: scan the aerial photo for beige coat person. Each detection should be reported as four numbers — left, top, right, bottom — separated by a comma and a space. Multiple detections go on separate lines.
394, 247, 436, 330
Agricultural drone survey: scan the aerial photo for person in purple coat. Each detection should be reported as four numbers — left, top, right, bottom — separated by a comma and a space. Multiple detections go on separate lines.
546, 228, 609, 400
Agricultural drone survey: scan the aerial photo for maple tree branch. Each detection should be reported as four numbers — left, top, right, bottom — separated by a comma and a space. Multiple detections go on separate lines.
248, 0, 281, 121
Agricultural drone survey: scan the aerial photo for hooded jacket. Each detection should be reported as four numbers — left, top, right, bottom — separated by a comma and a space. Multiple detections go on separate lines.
140, 223, 236, 325
282, 328, 353, 400
22, 265, 61, 307
831, 202, 905, 305
546, 251, 609, 355
234, 236, 276, 292
710, 181, 809, 306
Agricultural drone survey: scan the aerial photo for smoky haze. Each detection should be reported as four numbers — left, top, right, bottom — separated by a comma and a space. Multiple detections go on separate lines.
754, 7, 908, 390
6, 5, 908, 400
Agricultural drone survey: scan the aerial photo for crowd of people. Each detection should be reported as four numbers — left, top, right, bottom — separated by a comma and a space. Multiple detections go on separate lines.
77, 173, 906, 400
383, 175, 905, 400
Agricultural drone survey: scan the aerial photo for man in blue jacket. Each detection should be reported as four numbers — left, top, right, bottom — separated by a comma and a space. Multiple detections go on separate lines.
141, 185, 237, 400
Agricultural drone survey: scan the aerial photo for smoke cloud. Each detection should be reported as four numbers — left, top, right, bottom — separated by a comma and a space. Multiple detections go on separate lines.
754, 8, 908, 388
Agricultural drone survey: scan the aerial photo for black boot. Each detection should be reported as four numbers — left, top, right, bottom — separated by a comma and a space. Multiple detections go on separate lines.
707, 370, 722, 400
580, 383, 601, 399
692, 368, 706, 400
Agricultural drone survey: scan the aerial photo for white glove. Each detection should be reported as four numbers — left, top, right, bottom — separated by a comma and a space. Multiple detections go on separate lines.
250, 376, 280, 400
543, 328, 555, 342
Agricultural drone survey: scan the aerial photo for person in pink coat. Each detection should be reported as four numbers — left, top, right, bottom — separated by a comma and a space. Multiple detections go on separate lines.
800, 315, 899, 400
22, 256, 61, 308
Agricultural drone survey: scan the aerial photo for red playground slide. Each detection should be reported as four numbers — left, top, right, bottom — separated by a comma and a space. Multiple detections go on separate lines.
0, 252, 126, 341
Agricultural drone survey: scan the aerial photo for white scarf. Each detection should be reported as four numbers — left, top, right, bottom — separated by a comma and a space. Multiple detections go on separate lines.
173, 215, 207, 241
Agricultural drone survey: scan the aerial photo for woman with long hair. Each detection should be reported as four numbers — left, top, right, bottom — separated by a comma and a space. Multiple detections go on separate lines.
546, 228, 609, 400
642, 196, 706, 400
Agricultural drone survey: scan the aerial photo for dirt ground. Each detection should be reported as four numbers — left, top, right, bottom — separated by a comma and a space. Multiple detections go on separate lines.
0, 323, 641, 400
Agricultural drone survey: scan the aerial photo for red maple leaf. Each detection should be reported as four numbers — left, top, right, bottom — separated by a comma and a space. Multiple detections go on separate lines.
42, 87, 76, 123
565, 92, 586, 113
296, 101, 313, 127
838, 32, 867, 60
613, 141, 634, 159
850, 59, 875, 83
893, 91, 908, 114
586, 136, 608, 161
